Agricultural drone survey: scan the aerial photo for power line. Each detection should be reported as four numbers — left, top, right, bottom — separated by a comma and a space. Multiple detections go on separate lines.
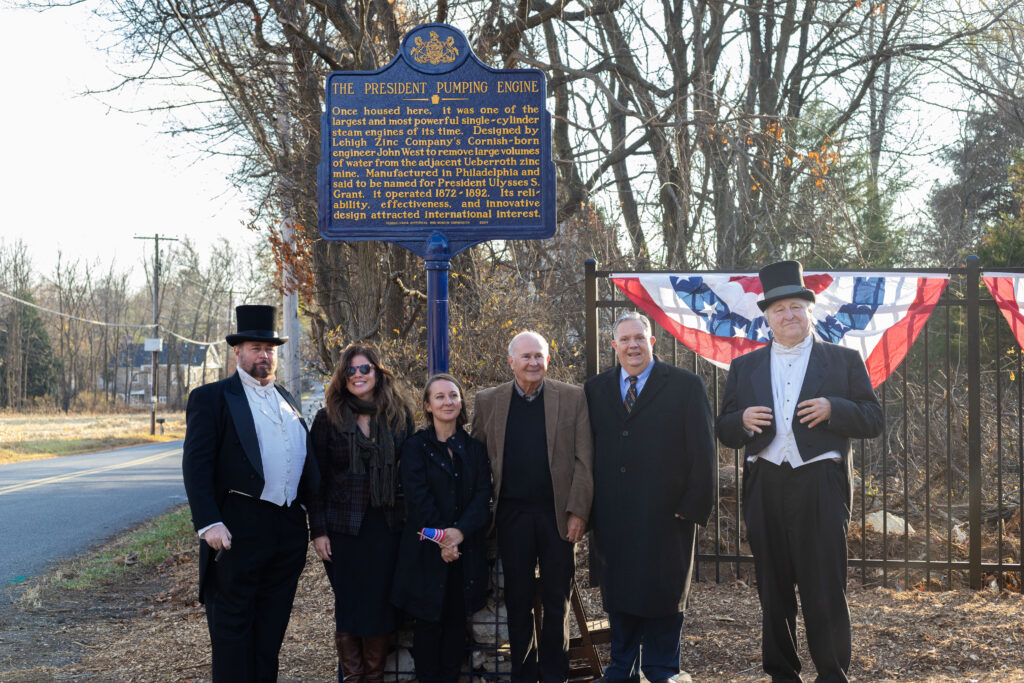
0, 289, 227, 347
0, 290, 150, 329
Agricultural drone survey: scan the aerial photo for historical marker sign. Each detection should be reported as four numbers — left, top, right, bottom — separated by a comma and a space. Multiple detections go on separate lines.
318, 23, 556, 257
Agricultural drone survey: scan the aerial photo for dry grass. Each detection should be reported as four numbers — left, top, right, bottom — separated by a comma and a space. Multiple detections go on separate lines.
0, 412, 185, 464
4, 509, 1024, 682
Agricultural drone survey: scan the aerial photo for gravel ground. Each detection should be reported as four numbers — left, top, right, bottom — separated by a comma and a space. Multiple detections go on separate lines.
2, 538, 1023, 683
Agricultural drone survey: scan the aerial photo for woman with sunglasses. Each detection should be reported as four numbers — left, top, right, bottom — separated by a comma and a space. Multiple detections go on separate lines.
309, 344, 414, 683
391, 373, 491, 683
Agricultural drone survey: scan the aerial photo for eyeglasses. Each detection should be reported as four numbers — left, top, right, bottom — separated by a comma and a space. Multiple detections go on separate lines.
346, 364, 374, 376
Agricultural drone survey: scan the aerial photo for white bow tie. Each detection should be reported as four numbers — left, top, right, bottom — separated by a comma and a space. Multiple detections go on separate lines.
772, 337, 811, 356
243, 379, 276, 398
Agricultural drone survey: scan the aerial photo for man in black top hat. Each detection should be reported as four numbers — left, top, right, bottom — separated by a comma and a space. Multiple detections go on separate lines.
182, 305, 319, 682
716, 261, 883, 683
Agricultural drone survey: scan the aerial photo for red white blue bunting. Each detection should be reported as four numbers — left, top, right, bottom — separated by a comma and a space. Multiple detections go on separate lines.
983, 272, 1024, 352
611, 272, 949, 388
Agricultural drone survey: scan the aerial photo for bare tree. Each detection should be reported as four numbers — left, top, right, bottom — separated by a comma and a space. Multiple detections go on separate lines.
510, 1, 1007, 269
34, 0, 1011, 378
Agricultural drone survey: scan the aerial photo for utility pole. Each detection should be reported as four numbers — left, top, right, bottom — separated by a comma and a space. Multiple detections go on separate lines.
211, 289, 242, 379
135, 234, 178, 434
275, 65, 301, 407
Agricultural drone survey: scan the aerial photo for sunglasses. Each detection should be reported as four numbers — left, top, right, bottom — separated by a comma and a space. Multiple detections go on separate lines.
346, 364, 374, 376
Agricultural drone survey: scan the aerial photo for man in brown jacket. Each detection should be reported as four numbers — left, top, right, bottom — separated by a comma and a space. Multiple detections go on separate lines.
472, 330, 594, 683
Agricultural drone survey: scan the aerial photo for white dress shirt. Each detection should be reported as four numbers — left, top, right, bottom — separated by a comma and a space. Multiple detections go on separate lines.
749, 335, 841, 468
237, 366, 308, 505
198, 369, 307, 538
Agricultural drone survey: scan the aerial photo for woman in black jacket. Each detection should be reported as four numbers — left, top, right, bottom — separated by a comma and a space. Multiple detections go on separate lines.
309, 344, 414, 683
392, 373, 492, 683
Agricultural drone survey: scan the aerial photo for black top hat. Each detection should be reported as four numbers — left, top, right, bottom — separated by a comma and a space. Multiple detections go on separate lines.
226, 305, 288, 346
757, 260, 816, 311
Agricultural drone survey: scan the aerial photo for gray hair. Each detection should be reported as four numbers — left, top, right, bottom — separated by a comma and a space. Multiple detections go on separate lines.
508, 330, 549, 358
611, 311, 652, 338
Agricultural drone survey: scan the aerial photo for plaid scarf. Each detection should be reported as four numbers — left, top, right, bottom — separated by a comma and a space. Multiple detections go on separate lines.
341, 397, 398, 508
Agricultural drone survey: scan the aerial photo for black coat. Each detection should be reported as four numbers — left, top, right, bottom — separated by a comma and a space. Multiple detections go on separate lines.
715, 338, 884, 508
391, 427, 492, 622
181, 373, 319, 602
583, 359, 716, 618
307, 408, 413, 538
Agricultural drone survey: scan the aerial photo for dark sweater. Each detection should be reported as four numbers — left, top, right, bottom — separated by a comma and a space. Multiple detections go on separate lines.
500, 389, 553, 504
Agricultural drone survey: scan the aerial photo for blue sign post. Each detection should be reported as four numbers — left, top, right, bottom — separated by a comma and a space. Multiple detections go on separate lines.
318, 23, 556, 374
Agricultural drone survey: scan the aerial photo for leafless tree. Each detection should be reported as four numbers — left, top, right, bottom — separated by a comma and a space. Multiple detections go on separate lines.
0, 241, 37, 408
33, 0, 1011, 374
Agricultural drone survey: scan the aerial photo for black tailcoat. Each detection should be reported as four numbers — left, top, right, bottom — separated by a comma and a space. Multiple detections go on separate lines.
716, 337, 883, 682
181, 372, 319, 602
584, 359, 715, 618
715, 339, 883, 507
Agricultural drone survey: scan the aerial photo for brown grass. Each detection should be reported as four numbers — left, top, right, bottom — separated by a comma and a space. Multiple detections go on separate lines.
0, 412, 185, 464
3, 503, 1024, 682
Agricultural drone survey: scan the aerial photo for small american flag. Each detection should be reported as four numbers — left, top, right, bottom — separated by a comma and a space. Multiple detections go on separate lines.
418, 527, 446, 545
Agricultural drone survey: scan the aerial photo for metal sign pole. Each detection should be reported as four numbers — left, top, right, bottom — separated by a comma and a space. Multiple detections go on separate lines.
318, 23, 555, 381
425, 233, 451, 375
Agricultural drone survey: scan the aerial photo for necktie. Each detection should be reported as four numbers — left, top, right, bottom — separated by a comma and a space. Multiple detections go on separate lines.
624, 375, 638, 413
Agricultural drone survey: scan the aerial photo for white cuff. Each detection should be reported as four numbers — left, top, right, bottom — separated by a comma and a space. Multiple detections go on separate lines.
198, 521, 224, 538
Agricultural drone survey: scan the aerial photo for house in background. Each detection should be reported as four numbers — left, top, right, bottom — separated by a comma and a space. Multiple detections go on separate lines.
107, 341, 222, 406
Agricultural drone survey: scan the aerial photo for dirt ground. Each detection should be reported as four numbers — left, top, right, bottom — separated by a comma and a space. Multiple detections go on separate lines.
2, 533, 1024, 683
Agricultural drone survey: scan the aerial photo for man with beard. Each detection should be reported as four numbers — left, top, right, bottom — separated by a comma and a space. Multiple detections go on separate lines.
182, 305, 319, 682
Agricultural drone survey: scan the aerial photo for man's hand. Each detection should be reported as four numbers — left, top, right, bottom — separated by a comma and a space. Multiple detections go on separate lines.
566, 513, 586, 543
441, 527, 465, 549
440, 545, 461, 563
742, 406, 773, 433
201, 524, 232, 551
313, 535, 332, 562
797, 397, 831, 428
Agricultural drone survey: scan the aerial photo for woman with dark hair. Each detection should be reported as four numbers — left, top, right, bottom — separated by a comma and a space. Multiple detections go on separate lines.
309, 344, 414, 683
392, 373, 492, 683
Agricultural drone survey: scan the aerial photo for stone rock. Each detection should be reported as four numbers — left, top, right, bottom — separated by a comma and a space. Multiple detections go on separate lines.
471, 602, 509, 645
471, 648, 509, 675
385, 646, 416, 681
864, 510, 915, 536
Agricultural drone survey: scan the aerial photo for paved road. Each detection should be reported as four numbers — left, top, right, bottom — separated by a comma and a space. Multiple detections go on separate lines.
0, 441, 187, 597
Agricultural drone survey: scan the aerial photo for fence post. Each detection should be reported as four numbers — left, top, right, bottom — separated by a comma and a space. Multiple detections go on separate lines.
585, 259, 598, 378
967, 254, 982, 589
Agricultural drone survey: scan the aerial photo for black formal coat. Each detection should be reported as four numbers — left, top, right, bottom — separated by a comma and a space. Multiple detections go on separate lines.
181, 372, 319, 602
715, 338, 884, 508
583, 359, 716, 618
391, 427, 492, 622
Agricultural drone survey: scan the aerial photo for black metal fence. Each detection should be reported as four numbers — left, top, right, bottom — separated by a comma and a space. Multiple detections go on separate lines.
584, 256, 1024, 591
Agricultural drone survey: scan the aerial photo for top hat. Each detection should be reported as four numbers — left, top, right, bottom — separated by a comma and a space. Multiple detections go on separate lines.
226, 305, 288, 346
757, 260, 815, 311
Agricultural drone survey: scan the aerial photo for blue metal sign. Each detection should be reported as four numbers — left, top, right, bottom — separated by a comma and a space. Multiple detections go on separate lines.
318, 23, 556, 258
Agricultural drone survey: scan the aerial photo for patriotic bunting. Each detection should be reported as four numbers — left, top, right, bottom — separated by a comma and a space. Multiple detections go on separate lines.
611, 272, 949, 388
982, 272, 1024, 351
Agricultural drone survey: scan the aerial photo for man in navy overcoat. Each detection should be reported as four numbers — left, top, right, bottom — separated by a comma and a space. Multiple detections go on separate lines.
584, 311, 715, 683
